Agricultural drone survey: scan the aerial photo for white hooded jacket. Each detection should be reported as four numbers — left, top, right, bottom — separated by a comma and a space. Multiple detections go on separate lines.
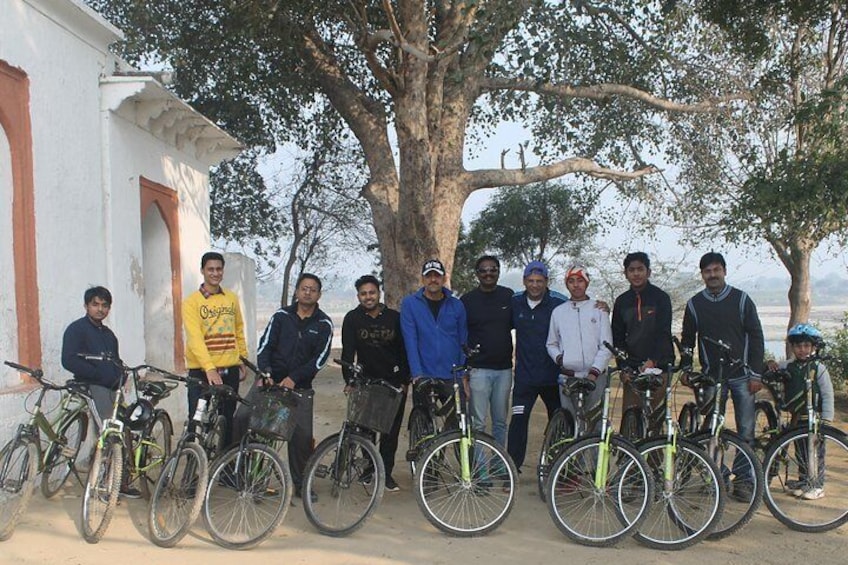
546, 298, 613, 377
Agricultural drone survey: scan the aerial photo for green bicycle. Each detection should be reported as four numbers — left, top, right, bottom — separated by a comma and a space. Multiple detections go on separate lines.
0, 361, 97, 541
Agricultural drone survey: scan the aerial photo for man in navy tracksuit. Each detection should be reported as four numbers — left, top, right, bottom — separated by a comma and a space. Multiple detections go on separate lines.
400, 259, 468, 407
506, 261, 566, 472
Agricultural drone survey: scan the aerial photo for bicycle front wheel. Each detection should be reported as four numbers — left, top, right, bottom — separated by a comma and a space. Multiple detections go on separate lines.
42, 410, 88, 499
139, 410, 173, 499
204, 443, 292, 549
547, 435, 652, 547
0, 438, 38, 541
415, 431, 517, 536
693, 429, 763, 539
763, 426, 848, 533
81, 437, 123, 544
537, 408, 573, 501
148, 442, 209, 548
303, 432, 384, 536
634, 437, 725, 550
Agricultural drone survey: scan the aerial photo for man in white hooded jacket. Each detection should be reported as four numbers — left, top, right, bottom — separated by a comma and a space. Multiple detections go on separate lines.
546, 264, 613, 421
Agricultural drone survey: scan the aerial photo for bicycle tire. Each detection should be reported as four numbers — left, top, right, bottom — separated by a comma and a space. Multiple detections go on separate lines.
546, 434, 652, 547
0, 438, 38, 541
415, 431, 517, 537
407, 407, 435, 475
762, 425, 848, 533
81, 437, 123, 544
754, 400, 779, 457
692, 429, 763, 539
303, 432, 384, 536
620, 407, 645, 443
634, 437, 725, 550
677, 402, 700, 436
204, 442, 292, 549
139, 410, 173, 499
41, 410, 88, 499
148, 442, 209, 548
537, 408, 573, 501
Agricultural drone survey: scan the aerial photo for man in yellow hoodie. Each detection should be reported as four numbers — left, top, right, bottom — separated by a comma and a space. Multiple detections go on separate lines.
182, 251, 248, 445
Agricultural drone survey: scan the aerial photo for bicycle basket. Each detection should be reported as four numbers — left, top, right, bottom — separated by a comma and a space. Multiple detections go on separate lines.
347, 382, 403, 434
249, 388, 300, 440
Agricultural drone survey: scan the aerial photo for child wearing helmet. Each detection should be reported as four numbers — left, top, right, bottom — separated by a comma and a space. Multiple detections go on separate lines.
766, 323, 834, 500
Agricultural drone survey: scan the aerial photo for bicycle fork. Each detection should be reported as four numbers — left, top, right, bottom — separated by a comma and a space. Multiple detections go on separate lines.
593, 388, 612, 489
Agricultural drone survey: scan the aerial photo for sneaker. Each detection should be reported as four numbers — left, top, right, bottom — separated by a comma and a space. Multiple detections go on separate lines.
384, 476, 400, 492
730, 479, 754, 502
119, 486, 142, 499
786, 479, 806, 497
801, 487, 825, 500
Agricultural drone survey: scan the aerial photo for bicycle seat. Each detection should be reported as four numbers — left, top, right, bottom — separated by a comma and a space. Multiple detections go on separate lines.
683, 372, 716, 388
65, 380, 91, 395
561, 377, 596, 395
631, 371, 664, 392
139, 379, 176, 401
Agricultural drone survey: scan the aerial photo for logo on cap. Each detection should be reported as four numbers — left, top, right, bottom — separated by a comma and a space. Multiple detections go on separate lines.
422, 259, 446, 276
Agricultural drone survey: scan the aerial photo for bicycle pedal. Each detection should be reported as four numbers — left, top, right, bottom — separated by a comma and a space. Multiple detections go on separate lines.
314, 464, 329, 479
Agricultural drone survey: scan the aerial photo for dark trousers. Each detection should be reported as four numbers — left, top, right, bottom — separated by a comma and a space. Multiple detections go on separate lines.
377, 390, 407, 477
188, 367, 240, 447
507, 382, 561, 469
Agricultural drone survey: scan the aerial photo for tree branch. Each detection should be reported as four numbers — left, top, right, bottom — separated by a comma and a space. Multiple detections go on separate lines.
480, 77, 751, 113
464, 158, 659, 191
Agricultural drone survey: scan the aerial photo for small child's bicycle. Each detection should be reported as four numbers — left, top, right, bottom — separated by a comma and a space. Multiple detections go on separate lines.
413, 357, 517, 536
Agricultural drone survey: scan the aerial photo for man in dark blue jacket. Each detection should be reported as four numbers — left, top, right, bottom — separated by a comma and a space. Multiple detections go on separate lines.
237, 273, 333, 500
506, 261, 566, 471
61, 286, 123, 419
400, 259, 468, 407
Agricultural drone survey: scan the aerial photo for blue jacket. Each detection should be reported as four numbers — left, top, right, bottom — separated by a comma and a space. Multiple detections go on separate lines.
400, 287, 468, 380
512, 289, 566, 387
61, 316, 123, 389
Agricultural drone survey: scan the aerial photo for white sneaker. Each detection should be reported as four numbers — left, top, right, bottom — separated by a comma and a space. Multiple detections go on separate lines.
801, 487, 825, 500
785, 480, 805, 497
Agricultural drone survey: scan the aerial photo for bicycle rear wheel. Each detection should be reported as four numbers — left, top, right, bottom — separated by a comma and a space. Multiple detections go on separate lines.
139, 410, 173, 499
547, 435, 652, 547
407, 407, 434, 475
763, 426, 848, 533
754, 400, 779, 457
0, 438, 38, 541
415, 431, 517, 536
537, 408, 573, 501
42, 411, 88, 499
202, 414, 227, 462
303, 432, 384, 536
81, 437, 123, 544
634, 437, 725, 550
204, 443, 292, 549
148, 442, 208, 548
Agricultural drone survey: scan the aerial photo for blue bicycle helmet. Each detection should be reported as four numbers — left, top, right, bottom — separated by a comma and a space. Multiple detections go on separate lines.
787, 323, 823, 345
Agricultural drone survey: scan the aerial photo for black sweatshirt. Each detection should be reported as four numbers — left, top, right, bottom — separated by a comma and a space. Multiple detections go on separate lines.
460, 285, 514, 370
611, 282, 674, 368
340, 305, 410, 387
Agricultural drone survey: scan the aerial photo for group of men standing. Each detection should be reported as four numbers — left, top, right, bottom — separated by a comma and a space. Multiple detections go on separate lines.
60, 248, 765, 500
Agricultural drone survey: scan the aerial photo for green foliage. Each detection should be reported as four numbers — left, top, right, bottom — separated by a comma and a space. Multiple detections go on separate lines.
824, 316, 848, 391
463, 181, 599, 271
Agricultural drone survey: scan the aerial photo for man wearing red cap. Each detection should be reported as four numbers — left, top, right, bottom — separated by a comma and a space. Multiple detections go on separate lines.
546, 264, 613, 418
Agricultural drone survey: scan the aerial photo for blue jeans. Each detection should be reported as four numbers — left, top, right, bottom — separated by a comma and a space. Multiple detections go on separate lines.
718, 378, 756, 482
469, 368, 512, 447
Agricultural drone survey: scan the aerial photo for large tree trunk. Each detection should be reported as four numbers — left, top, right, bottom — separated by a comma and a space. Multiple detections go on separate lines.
786, 246, 812, 329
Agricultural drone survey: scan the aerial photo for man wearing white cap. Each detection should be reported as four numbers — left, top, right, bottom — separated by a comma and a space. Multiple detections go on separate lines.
546, 264, 613, 419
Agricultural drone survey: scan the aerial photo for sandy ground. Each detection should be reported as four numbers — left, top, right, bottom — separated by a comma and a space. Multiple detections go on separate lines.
3, 364, 848, 565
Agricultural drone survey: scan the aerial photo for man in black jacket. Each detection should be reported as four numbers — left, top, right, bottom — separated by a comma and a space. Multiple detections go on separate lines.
341, 275, 409, 491
237, 273, 333, 500
61, 286, 123, 419
611, 252, 674, 426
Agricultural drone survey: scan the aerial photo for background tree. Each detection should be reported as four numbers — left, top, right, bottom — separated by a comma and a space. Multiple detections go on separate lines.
89, 1, 748, 305
664, 0, 848, 330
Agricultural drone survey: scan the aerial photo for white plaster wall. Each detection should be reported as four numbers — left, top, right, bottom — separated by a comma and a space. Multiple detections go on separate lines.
0, 128, 18, 387
141, 207, 175, 369
222, 253, 257, 363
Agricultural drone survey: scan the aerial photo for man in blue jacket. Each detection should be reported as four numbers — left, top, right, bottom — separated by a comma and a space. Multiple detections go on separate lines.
400, 259, 468, 408
506, 261, 566, 472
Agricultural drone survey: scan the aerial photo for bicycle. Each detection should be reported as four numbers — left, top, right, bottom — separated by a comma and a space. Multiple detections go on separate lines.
202, 358, 296, 549
148, 373, 244, 548
406, 377, 460, 475
753, 369, 787, 458
0, 361, 98, 541
413, 358, 517, 536
681, 336, 764, 540
79, 355, 176, 543
762, 350, 848, 532
536, 371, 604, 501
301, 359, 402, 536
544, 352, 654, 547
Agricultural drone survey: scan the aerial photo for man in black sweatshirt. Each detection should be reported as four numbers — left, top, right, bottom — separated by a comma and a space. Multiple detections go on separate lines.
341, 275, 409, 491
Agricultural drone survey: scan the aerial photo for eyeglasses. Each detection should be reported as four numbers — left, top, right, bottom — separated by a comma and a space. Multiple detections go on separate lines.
299, 286, 320, 293
476, 267, 499, 274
